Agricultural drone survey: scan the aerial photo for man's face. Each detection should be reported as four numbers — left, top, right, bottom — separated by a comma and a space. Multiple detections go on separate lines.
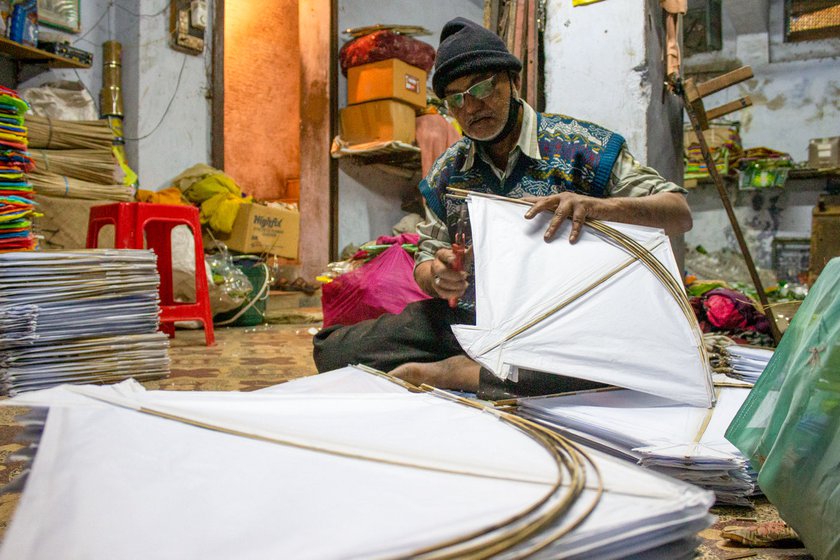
444, 72, 516, 141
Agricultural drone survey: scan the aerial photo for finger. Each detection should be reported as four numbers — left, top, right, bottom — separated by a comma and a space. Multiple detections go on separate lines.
524, 196, 556, 219
440, 251, 458, 268
569, 205, 588, 243
544, 201, 572, 241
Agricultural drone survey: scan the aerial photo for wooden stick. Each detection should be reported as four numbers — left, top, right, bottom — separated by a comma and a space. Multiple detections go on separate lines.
706, 96, 753, 121
525, 0, 538, 108
680, 85, 782, 344
695, 66, 754, 99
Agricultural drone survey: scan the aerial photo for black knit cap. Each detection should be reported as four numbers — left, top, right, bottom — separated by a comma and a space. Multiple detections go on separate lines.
432, 17, 523, 99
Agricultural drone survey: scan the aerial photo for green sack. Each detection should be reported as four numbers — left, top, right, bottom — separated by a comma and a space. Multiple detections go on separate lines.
726, 257, 840, 560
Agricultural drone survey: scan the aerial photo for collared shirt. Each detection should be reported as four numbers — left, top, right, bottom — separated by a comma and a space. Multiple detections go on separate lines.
415, 102, 687, 267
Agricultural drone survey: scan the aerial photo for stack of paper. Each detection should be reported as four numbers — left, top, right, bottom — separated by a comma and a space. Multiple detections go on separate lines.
518, 387, 759, 506
715, 345, 773, 385
0, 249, 170, 395
0, 367, 715, 560
0, 86, 35, 253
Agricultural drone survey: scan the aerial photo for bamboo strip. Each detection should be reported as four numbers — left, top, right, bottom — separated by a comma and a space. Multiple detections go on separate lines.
355, 365, 601, 560
30, 169, 134, 202
31, 148, 116, 184
26, 115, 114, 150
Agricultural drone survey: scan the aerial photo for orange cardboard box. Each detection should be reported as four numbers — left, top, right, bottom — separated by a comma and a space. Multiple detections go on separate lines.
347, 58, 427, 109
339, 99, 416, 145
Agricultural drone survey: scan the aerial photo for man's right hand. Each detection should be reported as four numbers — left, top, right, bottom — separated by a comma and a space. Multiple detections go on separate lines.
416, 249, 469, 300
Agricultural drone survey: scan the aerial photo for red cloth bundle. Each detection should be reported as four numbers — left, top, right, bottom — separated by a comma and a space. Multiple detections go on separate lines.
339, 30, 435, 76
693, 287, 771, 334
321, 241, 430, 328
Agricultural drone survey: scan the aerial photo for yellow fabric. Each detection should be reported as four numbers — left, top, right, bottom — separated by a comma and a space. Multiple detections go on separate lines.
572, 0, 606, 5
136, 187, 188, 206
113, 145, 139, 187
171, 164, 251, 234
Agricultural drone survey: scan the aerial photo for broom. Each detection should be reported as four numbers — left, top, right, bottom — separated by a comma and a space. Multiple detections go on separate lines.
30, 149, 117, 184
29, 169, 134, 201
26, 115, 114, 150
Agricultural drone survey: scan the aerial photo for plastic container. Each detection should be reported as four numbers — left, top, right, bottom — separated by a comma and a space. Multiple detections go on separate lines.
214, 257, 270, 327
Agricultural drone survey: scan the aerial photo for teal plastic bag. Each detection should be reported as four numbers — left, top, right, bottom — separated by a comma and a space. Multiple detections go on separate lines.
726, 258, 840, 560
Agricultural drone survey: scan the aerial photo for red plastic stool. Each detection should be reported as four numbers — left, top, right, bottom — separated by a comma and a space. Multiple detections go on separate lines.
86, 202, 215, 346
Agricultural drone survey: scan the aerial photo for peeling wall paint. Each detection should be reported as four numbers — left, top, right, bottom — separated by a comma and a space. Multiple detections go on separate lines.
685, 180, 825, 269
683, 2, 839, 265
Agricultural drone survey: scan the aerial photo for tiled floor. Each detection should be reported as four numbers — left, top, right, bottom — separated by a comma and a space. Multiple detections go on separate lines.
147, 317, 322, 392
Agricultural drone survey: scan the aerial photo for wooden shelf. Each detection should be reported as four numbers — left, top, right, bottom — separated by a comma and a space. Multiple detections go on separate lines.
0, 37, 91, 69
685, 167, 840, 188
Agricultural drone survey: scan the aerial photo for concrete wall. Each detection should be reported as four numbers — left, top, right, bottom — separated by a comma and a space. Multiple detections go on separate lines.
543, 0, 683, 183
335, 0, 483, 253
543, 0, 685, 266
683, 0, 839, 265
685, 0, 840, 163
19, 0, 213, 191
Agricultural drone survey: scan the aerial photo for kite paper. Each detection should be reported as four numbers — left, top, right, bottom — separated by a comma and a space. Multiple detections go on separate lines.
452, 194, 715, 407
0, 369, 714, 559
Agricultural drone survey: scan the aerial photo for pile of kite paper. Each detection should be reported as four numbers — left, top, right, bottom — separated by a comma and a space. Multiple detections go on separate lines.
451, 194, 756, 505
715, 344, 773, 385
518, 388, 759, 506
0, 249, 170, 395
0, 86, 36, 252
0, 366, 714, 560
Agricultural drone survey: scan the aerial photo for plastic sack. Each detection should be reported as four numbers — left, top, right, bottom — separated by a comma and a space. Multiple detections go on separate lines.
726, 257, 840, 560
339, 30, 435, 76
321, 243, 430, 328
20, 81, 98, 121
206, 247, 253, 316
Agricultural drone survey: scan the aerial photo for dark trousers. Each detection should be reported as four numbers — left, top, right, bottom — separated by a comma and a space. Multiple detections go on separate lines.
313, 298, 606, 399
313, 299, 472, 373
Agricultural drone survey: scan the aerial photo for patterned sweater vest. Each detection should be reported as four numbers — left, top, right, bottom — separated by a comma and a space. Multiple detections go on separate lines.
418, 112, 626, 309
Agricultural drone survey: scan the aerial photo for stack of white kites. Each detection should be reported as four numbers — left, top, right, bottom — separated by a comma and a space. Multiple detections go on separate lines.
0, 366, 715, 560
0, 249, 170, 395
517, 388, 760, 506
718, 344, 773, 385
451, 194, 757, 506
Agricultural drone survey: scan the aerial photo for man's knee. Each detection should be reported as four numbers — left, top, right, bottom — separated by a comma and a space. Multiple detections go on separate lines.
312, 325, 347, 373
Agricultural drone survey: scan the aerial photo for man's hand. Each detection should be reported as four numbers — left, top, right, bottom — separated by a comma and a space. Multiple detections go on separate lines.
523, 193, 612, 243
415, 248, 469, 299
523, 191, 692, 240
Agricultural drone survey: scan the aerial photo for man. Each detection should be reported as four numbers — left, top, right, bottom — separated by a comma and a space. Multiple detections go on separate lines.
314, 17, 692, 398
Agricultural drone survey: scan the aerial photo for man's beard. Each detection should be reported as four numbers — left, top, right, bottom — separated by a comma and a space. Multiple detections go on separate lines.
465, 91, 522, 146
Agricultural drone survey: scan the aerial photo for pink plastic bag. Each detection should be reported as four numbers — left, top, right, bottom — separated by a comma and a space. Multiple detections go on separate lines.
322, 244, 431, 328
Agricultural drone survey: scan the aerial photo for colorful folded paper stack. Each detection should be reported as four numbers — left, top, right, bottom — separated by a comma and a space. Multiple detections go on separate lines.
0, 86, 35, 253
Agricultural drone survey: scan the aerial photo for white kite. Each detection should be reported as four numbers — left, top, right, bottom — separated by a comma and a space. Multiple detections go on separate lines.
451, 193, 715, 408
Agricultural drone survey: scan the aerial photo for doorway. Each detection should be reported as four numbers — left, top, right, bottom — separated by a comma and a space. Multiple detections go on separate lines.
212, 0, 336, 279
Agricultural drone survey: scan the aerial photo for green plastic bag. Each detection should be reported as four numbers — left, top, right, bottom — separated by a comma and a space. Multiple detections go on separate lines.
726, 258, 840, 560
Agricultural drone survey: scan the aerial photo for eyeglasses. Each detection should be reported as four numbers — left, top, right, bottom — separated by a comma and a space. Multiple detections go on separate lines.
443, 75, 498, 110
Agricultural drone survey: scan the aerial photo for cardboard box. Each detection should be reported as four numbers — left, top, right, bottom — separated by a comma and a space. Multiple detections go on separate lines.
339, 99, 416, 144
808, 137, 840, 169
347, 58, 427, 109
206, 203, 300, 259
810, 194, 840, 283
